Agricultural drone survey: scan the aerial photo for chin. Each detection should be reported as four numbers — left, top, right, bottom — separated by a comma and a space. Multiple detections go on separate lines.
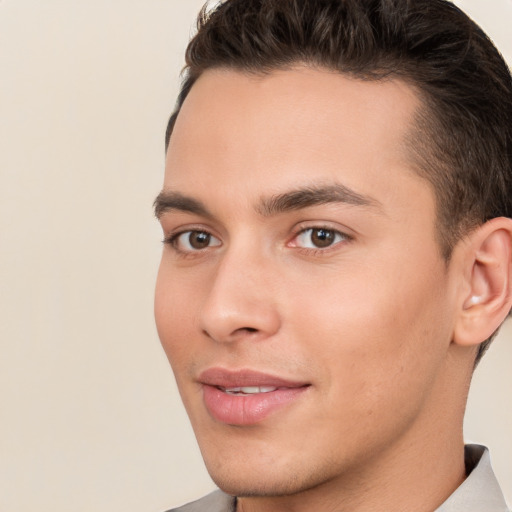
208, 472, 307, 498
202, 448, 335, 499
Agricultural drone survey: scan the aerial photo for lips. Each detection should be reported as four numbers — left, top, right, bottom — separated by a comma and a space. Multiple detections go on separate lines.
199, 368, 310, 426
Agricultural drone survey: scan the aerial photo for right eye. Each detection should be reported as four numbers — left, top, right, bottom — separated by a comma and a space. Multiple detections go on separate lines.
167, 230, 222, 252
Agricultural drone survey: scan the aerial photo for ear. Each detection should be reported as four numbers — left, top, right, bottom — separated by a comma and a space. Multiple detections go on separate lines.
453, 217, 512, 347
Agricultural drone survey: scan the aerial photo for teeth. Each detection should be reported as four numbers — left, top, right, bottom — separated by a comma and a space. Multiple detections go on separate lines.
223, 386, 278, 395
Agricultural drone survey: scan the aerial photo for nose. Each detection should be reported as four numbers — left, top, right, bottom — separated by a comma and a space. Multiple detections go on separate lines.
199, 246, 281, 344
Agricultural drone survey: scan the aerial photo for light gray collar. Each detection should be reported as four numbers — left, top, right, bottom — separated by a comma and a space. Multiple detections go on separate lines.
436, 445, 509, 511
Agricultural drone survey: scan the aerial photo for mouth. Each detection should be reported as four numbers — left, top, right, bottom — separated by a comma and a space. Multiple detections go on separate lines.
220, 386, 280, 395
198, 368, 310, 426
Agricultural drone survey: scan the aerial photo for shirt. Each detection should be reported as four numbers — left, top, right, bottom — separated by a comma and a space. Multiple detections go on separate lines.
167, 444, 509, 512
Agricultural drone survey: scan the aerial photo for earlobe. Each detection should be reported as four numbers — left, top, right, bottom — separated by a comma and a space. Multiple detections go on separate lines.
454, 217, 512, 347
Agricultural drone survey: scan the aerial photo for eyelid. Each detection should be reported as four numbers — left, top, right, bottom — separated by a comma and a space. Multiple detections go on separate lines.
161, 221, 352, 256
287, 223, 353, 251
163, 226, 222, 255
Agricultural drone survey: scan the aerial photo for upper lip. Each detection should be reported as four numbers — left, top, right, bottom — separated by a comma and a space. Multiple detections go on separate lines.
198, 368, 309, 389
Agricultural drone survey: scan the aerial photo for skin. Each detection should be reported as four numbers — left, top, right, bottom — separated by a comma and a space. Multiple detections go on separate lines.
155, 67, 490, 511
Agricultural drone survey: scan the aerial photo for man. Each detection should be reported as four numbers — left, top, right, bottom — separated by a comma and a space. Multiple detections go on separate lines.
154, 0, 512, 510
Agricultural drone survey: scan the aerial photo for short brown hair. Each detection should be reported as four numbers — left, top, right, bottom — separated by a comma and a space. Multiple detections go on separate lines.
165, 0, 512, 361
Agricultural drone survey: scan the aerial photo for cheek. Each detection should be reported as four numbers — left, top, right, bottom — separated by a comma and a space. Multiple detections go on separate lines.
286, 252, 451, 401
279, 264, 451, 459
154, 262, 201, 370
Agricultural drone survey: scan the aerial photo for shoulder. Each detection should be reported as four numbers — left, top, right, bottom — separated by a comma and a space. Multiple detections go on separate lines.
165, 490, 236, 512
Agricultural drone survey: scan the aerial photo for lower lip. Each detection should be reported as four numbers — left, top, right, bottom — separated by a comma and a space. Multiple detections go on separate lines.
202, 385, 308, 425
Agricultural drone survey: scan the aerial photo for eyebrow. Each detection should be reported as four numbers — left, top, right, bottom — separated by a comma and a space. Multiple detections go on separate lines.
257, 183, 382, 216
154, 183, 382, 219
154, 191, 213, 219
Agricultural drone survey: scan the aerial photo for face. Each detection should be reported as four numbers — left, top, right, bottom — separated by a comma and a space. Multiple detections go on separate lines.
155, 68, 459, 497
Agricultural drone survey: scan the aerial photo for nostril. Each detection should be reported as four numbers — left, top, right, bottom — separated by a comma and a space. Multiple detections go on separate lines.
203, 326, 259, 342
232, 327, 259, 336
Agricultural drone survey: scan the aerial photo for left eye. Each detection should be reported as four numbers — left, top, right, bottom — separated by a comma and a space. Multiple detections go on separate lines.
172, 230, 221, 251
294, 228, 347, 249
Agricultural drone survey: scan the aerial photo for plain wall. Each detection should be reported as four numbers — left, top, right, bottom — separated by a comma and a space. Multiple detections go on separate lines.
0, 1, 510, 511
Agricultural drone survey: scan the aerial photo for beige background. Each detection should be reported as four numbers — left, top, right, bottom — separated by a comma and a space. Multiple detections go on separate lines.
0, 1, 510, 511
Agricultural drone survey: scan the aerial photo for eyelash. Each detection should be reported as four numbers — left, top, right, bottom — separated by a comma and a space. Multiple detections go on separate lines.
163, 225, 352, 256
288, 225, 352, 255
163, 229, 221, 256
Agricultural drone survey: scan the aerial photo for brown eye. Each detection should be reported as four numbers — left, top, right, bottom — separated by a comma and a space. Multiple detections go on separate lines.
189, 231, 212, 249
295, 227, 347, 249
310, 228, 336, 248
172, 230, 221, 252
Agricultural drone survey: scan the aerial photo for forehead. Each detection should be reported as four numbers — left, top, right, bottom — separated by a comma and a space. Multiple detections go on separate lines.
164, 67, 429, 218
